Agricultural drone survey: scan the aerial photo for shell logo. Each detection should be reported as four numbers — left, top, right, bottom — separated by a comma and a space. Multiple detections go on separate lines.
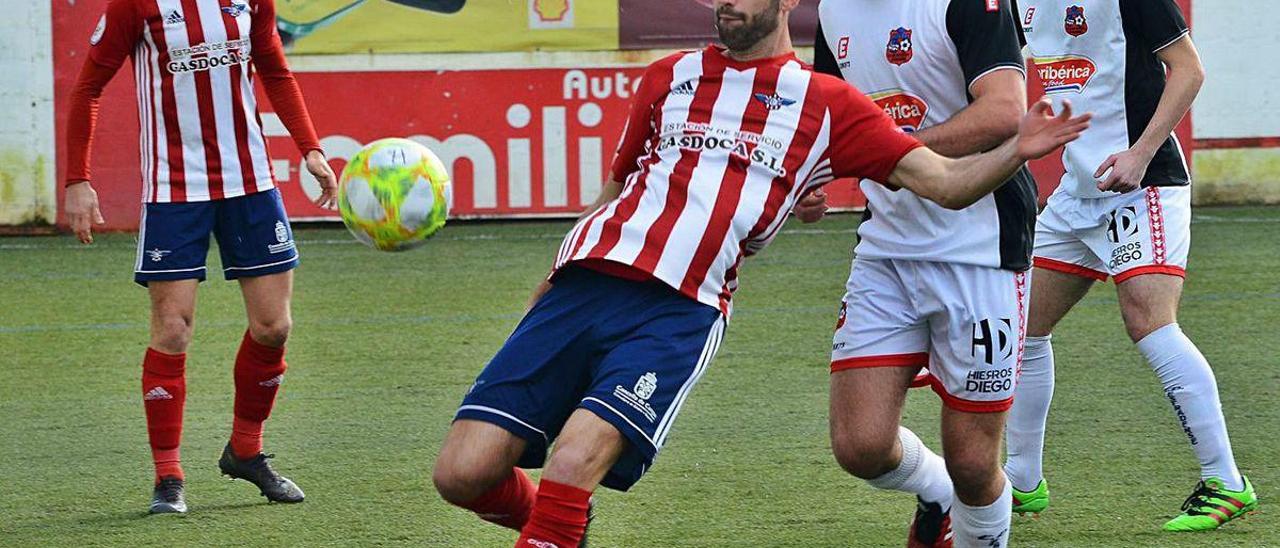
533, 0, 570, 22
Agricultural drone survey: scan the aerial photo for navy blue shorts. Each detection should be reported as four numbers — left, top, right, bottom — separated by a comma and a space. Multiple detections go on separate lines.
134, 188, 299, 286
456, 266, 725, 491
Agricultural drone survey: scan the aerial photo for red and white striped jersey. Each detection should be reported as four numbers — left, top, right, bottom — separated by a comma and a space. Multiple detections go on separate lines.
553, 46, 922, 316
67, 0, 320, 203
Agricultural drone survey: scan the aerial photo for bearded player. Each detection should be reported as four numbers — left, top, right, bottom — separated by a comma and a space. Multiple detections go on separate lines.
801, 1, 1036, 546
1007, 0, 1257, 531
429, 0, 1088, 546
64, 0, 338, 513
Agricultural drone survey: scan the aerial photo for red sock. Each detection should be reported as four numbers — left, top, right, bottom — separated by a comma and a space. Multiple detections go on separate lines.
452, 468, 537, 531
142, 348, 186, 482
231, 330, 286, 460
515, 480, 593, 548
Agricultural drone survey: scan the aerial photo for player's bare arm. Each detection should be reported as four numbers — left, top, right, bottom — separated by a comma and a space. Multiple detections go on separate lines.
1095, 35, 1204, 193
911, 69, 1027, 157
890, 99, 1091, 210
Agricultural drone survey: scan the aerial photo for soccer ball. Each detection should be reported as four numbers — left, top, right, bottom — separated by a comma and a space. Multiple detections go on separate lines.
338, 138, 452, 251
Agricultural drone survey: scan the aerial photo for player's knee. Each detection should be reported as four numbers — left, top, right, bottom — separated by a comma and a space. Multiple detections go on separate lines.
152, 313, 194, 353
944, 452, 1002, 503
543, 441, 614, 485
432, 458, 495, 505
832, 434, 898, 479
1119, 303, 1173, 342
249, 318, 292, 348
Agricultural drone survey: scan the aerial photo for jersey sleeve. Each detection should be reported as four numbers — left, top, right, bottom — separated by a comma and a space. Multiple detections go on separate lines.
1120, 0, 1190, 53
250, 0, 322, 154
822, 78, 924, 183
812, 21, 841, 78
608, 58, 678, 183
945, 0, 1027, 90
87, 0, 143, 70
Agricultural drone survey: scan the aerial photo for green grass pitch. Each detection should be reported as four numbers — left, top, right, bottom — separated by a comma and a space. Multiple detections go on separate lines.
1, 207, 1275, 547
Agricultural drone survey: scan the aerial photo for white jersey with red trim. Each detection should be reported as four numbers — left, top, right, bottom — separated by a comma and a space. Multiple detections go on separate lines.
91, 0, 276, 203
1021, 0, 1192, 198
814, 0, 1037, 271
553, 46, 922, 316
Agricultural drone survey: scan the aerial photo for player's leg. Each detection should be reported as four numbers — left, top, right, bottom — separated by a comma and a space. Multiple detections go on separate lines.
1004, 195, 1105, 513
941, 408, 1012, 548
441, 266, 621, 535
134, 200, 215, 514
212, 189, 305, 502
142, 279, 200, 514
516, 277, 724, 548
829, 260, 953, 546
923, 262, 1028, 547
433, 420, 535, 531
516, 410, 626, 548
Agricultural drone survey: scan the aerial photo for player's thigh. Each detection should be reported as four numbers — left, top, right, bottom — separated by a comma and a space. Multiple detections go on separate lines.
434, 419, 528, 502
542, 408, 628, 490
1026, 266, 1095, 337
829, 365, 918, 476
1116, 273, 1183, 342
239, 270, 294, 345
148, 279, 200, 352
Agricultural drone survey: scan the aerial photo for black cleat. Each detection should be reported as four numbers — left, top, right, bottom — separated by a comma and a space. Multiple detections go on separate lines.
579, 498, 595, 548
907, 497, 953, 548
150, 477, 187, 514
218, 444, 305, 503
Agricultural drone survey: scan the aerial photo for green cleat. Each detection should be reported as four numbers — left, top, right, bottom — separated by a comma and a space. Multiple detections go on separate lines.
1011, 479, 1050, 515
1163, 476, 1258, 532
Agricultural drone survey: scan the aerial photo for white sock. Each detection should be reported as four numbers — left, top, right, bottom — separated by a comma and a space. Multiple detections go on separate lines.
951, 476, 1012, 548
1137, 323, 1243, 491
1004, 335, 1054, 492
866, 427, 954, 509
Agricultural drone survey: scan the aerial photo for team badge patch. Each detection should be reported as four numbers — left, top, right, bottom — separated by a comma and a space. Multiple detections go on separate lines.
885, 27, 913, 66
1065, 5, 1088, 37
752, 93, 796, 110
89, 15, 106, 46
221, 1, 250, 17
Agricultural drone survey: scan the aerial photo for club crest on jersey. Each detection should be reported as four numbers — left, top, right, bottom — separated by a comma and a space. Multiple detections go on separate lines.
1064, 5, 1088, 36
869, 89, 929, 132
1033, 55, 1097, 94
885, 27, 913, 66
221, 1, 249, 18
753, 93, 796, 110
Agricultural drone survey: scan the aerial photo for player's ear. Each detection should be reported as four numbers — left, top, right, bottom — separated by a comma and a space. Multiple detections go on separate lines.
779, 0, 801, 14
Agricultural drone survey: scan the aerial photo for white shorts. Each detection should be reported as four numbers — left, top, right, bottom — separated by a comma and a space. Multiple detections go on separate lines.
831, 258, 1028, 413
1034, 186, 1191, 283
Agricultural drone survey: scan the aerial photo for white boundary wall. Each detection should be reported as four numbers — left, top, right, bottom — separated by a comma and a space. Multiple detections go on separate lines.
1192, 0, 1280, 139
0, 0, 56, 225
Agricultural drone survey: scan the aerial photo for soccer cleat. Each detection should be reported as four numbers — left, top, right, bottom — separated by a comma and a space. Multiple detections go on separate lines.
578, 498, 596, 548
907, 497, 953, 548
1162, 476, 1258, 532
1012, 479, 1050, 515
218, 444, 305, 503
149, 477, 187, 514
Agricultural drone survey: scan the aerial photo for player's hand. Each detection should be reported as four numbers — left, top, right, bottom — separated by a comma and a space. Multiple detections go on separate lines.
1094, 147, 1153, 193
793, 189, 829, 224
64, 181, 105, 245
1016, 98, 1092, 161
305, 150, 338, 210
